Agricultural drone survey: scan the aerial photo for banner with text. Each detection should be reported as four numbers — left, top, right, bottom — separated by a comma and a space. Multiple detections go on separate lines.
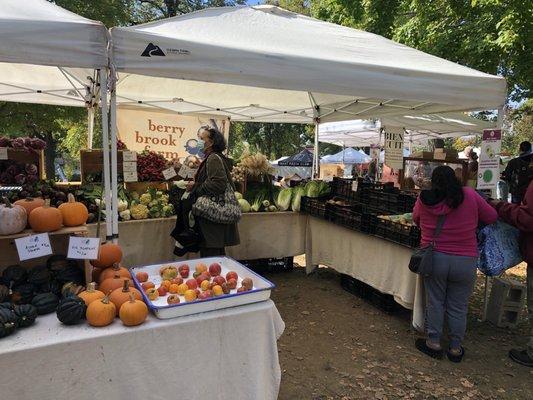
384, 128, 404, 170
117, 108, 230, 162
477, 129, 501, 190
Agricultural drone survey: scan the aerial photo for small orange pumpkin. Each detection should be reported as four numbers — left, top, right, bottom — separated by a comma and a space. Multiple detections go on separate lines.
86, 294, 116, 327
99, 263, 131, 283
119, 293, 148, 326
29, 199, 63, 232
14, 197, 45, 225
109, 280, 142, 315
78, 282, 105, 306
58, 194, 88, 227
99, 275, 133, 295
90, 243, 123, 269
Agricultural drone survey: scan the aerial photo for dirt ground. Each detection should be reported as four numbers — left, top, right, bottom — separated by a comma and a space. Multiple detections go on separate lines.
262, 260, 532, 400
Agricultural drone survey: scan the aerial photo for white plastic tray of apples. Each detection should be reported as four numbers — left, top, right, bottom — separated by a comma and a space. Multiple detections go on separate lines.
130, 256, 276, 319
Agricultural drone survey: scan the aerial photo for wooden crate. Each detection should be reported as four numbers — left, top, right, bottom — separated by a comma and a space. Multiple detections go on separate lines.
80, 149, 124, 182
2, 149, 46, 180
125, 181, 168, 193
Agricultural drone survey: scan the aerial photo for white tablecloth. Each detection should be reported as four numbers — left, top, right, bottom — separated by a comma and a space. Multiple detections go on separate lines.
305, 216, 424, 331
0, 300, 285, 400
87, 212, 306, 267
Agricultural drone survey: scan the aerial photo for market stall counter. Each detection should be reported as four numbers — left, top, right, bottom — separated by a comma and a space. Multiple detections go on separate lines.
0, 300, 284, 400
305, 216, 424, 331
87, 212, 307, 266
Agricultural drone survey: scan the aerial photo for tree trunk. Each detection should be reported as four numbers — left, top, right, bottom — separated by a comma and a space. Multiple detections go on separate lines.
164, 0, 177, 17
43, 131, 56, 179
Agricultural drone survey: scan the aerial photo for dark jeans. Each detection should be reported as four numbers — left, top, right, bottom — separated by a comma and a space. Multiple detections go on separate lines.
527, 263, 533, 358
424, 252, 478, 349
200, 247, 226, 258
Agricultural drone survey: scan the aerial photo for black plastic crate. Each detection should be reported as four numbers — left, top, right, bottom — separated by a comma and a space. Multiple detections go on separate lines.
239, 257, 294, 274
374, 218, 420, 248
328, 206, 363, 231
340, 274, 371, 299
341, 274, 404, 314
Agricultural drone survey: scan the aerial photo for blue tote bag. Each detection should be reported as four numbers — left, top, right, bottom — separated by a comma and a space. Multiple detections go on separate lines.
477, 220, 523, 276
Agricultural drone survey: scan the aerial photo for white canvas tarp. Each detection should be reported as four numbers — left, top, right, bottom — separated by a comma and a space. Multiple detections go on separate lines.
110, 5, 506, 123
0, 0, 108, 106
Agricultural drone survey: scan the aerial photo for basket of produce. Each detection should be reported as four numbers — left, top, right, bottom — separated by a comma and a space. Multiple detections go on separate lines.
375, 213, 420, 248
130, 256, 275, 319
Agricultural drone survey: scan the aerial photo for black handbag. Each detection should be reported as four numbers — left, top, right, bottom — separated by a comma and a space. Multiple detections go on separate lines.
408, 215, 446, 277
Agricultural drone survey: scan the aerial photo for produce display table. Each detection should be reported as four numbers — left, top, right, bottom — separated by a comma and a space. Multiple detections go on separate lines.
87, 212, 307, 266
0, 300, 285, 400
305, 216, 424, 331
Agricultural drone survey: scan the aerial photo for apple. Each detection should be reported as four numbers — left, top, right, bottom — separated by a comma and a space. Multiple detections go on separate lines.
179, 269, 189, 279
237, 286, 248, 293
142, 281, 155, 291
167, 294, 180, 304
194, 289, 200, 297
226, 278, 237, 290
196, 273, 210, 285
226, 271, 238, 281
186, 279, 198, 290
221, 282, 230, 295
177, 283, 189, 295
178, 264, 189, 272
195, 263, 208, 274
161, 280, 172, 290
200, 280, 211, 291
198, 290, 213, 300
171, 277, 183, 285
209, 263, 222, 277
146, 288, 159, 300
160, 266, 178, 280
242, 277, 253, 290
212, 285, 224, 296
209, 282, 218, 290
213, 276, 226, 286
135, 271, 149, 282
184, 289, 197, 302
157, 286, 168, 296
169, 283, 180, 294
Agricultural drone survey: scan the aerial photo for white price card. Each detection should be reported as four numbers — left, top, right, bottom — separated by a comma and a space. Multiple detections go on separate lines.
122, 161, 137, 172
162, 166, 177, 180
123, 171, 138, 182
15, 233, 52, 261
178, 165, 196, 179
122, 151, 137, 162
67, 237, 100, 260
351, 180, 358, 192
0, 148, 7, 160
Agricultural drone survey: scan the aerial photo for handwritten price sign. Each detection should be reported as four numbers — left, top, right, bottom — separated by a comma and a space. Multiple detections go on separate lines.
67, 237, 100, 260
15, 233, 53, 261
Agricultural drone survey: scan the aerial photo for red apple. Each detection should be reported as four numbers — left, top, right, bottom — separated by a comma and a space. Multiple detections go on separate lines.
194, 289, 201, 297
221, 282, 230, 294
226, 278, 237, 290
196, 273, 210, 285
186, 279, 198, 290
135, 271, 149, 283
226, 271, 238, 281
179, 269, 190, 279
157, 286, 168, 296
171, 277, 183, 285
178, 264, 189, 272
167, 294, 180, 304
142, 281, 155, 291
237, 286, 248, 293
213, 276, 226, 286
198, 290, 213, 300
209, 263, 222, 277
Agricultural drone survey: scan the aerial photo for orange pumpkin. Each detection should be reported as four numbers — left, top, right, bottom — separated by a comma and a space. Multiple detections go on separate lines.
58, 194, 88, 227
99, 264, 131, 283
119, 293, 148, 326
78, 282, 105, 306
14, 197, 45, 225
86, 294, 116, 327
99, 275, 133, 295
92, 267, 103, 283
90, 243, 123, 269
109, 280, 142, 315
29, 199, 63, 232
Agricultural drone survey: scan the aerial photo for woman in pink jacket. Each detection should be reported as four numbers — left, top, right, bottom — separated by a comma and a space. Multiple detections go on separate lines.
413, 166, 497, 362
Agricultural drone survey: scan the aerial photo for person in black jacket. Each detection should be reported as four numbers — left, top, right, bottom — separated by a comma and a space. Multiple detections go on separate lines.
502, 141, 532, 203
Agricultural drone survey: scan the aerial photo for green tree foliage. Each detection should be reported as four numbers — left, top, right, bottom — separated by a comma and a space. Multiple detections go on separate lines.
502, 99, 533, 155
132, 0, 246, 22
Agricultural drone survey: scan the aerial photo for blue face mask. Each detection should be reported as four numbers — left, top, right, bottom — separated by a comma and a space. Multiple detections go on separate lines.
197, 139, 205, 151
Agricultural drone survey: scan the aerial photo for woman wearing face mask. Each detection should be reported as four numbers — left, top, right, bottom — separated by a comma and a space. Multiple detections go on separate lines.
186, 126, 240, 257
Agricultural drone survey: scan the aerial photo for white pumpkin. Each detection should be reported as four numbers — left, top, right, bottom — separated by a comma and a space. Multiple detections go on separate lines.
0, 198, 27, 236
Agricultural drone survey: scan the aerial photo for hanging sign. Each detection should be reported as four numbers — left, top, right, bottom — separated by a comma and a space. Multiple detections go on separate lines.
122, 150, 137, 162
117, 108, 230, 162
0, 148, 7, 160
384, 129, 404, 170
162, 166, 178, 181
15, 233, 52, 261
178, 164, 196, 179
477, 129, 501, 190
123, 171, 138, 182
122, 161, 137, 173
67, 237, 100, 260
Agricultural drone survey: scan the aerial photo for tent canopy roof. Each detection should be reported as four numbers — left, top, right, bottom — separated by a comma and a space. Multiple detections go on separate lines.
110, 5, 506, 123
321, 148, 371, 164
0, 0, 107, 107
278, 148, 314, 166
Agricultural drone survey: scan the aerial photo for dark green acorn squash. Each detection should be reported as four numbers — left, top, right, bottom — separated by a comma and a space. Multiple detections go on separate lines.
0, 284, 9, 302
56, 295, 86, 325
46, 255, 72, 274
11, 283, 34, 304
55, 264, 84, 285
1, 265, 27, 287
27, 265, 50, 286
31, 292, 59, 315
14, 304, 37, 328
0, 302, 14, 311
0, 308, 18, 338
37, 280, 62, 296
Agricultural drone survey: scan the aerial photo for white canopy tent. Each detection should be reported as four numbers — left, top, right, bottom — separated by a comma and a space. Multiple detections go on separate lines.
320, 148, 371, 164
108, 5, 506, 236
0, 0, 113, 238
318, 113, 495, 147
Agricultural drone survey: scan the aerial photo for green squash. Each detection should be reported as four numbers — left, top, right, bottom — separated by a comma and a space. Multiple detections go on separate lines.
55, 264, 84, 285
0, 284, 9, 303
14, 304, 37, 328
31, 292, 59, 315
11, 283, 34, 304
1, 265, 26, 287
56, 295, 86, 325
27, 265, 51, 286
0, 308, 18, 338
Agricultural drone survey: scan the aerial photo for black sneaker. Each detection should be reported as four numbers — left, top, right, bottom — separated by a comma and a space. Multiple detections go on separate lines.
415, 338, 444, 359
509, 349, 533, 367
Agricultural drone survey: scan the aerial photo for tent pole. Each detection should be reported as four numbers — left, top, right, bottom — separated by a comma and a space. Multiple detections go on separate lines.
99, 69, 112, 242
87, 107, 95, 149
313, 120, 320, 178
110, 88, 119, 244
